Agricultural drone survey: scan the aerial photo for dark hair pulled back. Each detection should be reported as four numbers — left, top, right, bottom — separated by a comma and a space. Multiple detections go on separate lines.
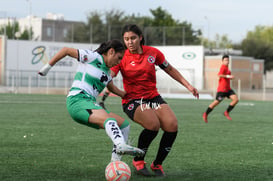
95, 39, 125, 55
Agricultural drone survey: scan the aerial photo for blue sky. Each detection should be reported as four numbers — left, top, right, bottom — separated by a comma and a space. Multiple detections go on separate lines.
1, 0, 273, 43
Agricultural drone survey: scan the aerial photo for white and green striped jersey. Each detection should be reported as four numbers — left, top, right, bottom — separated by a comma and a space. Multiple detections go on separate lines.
67, 49, 112, 98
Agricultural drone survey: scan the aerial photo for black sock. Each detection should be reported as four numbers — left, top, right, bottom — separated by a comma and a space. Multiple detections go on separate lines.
134, 129, 158, 161
206, 107, 213, 115
227, 105, 234, 113
153, 131, 177, 165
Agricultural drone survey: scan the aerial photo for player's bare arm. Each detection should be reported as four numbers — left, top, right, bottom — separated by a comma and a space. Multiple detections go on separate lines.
49, 47, 78, 66
107, 80, 126, 98
38, 47, 78, 76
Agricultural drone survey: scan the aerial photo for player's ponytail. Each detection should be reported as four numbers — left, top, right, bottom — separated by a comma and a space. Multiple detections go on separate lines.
95, 39, 125, 55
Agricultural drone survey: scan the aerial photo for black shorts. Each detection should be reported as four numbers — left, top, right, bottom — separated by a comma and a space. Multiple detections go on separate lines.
123, 95, 167, 120
216, 89, 236, 101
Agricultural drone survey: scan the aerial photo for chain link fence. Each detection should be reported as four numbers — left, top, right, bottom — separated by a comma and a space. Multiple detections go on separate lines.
40, 24, 202, 46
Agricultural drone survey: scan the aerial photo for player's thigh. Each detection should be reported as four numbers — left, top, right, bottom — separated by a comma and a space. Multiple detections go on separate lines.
154, 104, 178, 132
67, 96, 113, 129
134, 106, 161, 131
88, 109, 112, 128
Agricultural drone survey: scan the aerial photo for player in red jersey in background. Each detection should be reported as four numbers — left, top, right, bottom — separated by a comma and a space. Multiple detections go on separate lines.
202, 55, 239, 123
110, 24, 199, 177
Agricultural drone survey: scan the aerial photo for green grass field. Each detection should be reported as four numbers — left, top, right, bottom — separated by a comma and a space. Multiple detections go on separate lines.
0, 93, 273, 181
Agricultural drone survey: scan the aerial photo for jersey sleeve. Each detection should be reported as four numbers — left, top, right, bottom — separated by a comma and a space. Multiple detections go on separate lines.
77, 49, 97, 63
154, 48, 166, 65
154, 48, 169, 69
218, 65, 227, 75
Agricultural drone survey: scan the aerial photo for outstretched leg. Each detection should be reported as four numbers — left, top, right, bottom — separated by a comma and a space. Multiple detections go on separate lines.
111, 120, 130, 161
203, 100, 220, 123
104, 118, 144, 157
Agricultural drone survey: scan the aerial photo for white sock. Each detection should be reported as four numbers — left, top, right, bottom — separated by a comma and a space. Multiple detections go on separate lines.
121, 124, 130, 143
104, 118, 125, 146
111, 124, 130, 161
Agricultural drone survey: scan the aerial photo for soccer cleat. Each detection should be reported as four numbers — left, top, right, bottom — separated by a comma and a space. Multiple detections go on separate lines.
150, 161, 165, 177
132, 160, 152, 176
202, 112, 208, 123
116, 143, 145, 157
224, 111, 232, 120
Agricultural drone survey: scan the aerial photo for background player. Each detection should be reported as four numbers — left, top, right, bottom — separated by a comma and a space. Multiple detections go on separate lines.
202, 54, 239, 123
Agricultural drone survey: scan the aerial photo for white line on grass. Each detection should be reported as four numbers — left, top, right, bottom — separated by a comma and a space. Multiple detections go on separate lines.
238, 102, 255, 106
0, 100, 64, 104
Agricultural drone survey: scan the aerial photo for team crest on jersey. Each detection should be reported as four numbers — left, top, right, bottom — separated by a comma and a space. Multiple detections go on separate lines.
128, 103, 134, 111
147, 56, 155, 64
83, 55, 88, 61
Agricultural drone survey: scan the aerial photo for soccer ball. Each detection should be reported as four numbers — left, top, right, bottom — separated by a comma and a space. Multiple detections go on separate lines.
105, 161, 131, 181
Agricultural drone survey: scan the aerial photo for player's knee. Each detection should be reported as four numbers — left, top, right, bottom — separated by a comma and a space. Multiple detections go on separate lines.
144, 121, 160, 131
151, 124, 161, 131
172, 120, 178, 130
169, 120, 178, 131
162, 119, 178, 132
233, 97, 239, 104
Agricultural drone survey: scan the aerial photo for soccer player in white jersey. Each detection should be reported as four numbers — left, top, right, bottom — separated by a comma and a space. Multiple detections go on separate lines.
38, 39, 144, 162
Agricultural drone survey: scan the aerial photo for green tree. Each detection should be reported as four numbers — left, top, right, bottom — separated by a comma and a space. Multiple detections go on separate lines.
242, 25, 273, 72
78, 7, 201, 45
0, 21, 32, 40
145, 6, 201, 45
5, 21, 19, 39
123, 14, 153, 28
19, 29, 32, 40
67, 23, 88, 43
105, 9, 126, 40
147, 6, 180, 45
71, 7, 202, 45
66, 11, 107, 43
202, 34, 233, 49
87, 11, 107, 43
178, 21, 202, 45
150, 6, 177, 26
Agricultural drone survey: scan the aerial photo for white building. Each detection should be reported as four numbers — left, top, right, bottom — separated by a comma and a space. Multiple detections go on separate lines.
0, 13, 84, 42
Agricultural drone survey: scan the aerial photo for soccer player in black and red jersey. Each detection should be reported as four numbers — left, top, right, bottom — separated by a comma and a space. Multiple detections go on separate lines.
202, 55, 239, 123
110, 24, 199, 177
